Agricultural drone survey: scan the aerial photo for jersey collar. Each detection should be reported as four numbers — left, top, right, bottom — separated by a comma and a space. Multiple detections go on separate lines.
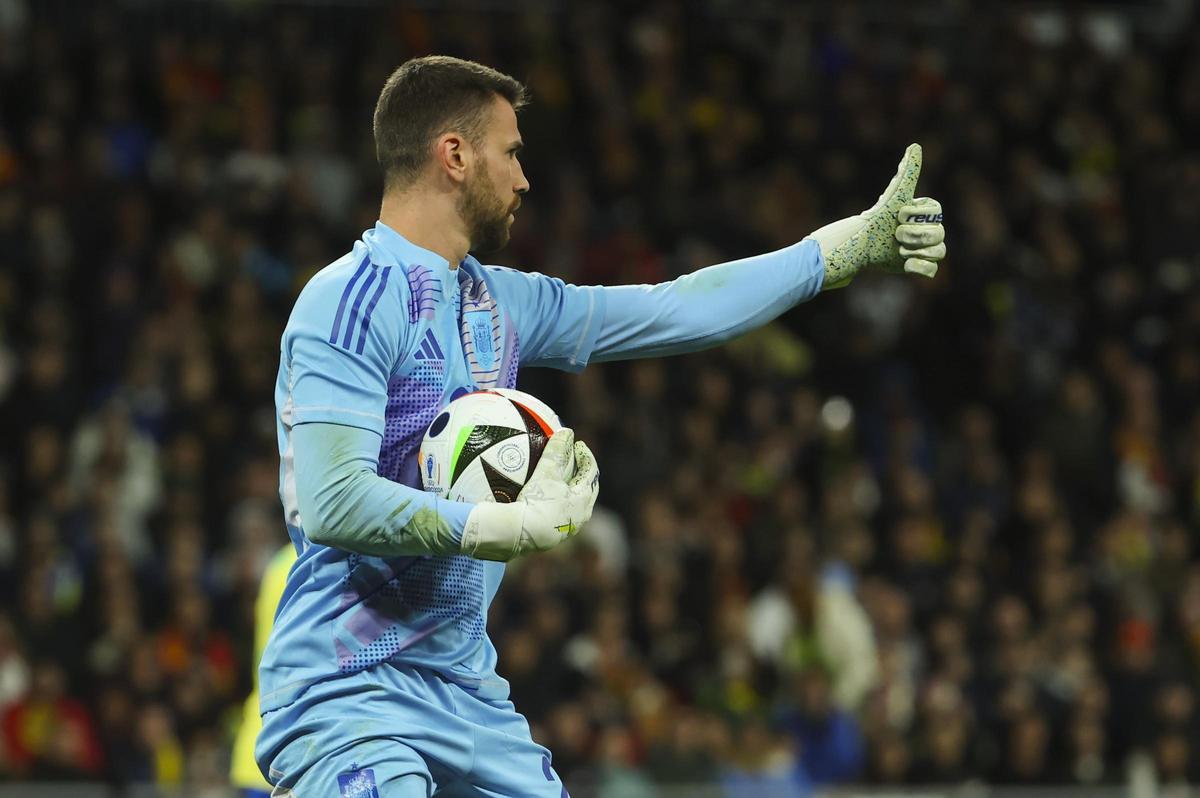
366, 221, 453, 273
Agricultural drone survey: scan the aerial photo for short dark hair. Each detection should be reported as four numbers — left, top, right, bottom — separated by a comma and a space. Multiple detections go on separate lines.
373, 56, 528, 191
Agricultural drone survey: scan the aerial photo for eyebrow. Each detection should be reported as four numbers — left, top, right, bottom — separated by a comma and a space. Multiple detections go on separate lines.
507, 140, 524, 153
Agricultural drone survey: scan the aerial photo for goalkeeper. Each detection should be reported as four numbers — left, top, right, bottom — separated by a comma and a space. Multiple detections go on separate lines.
258, 56, 945, 797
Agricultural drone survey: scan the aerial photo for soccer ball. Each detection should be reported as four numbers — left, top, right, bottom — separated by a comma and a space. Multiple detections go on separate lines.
419, 389, 562, 503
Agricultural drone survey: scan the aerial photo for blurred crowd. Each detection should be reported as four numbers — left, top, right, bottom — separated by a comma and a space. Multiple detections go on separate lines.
0, 0, 1198, 794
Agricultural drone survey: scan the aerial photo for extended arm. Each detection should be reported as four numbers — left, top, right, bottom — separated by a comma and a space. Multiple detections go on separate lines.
590, 239, 824, 362
486, 143, 944, 372
592, 144, 946, 361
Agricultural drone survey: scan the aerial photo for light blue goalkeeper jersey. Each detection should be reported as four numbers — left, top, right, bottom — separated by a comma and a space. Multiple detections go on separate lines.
262, 220, 824, 713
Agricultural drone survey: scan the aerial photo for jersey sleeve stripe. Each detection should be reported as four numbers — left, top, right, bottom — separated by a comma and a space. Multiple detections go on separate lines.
354, 266, 393, 355
328, 257, 371, 344
340, 267, 379, 350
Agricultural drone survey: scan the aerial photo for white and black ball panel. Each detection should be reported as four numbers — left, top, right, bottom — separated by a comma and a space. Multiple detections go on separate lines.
427, 410, 451, 438
451, 424, 525, 484
448, 455, 525, 504
491, 389, 560, 430
418, 389, 563, 504
491, 388, 560, 478
446, 456, 494, 503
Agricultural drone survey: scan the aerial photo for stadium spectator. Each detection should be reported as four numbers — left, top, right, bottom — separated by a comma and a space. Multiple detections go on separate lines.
777, 664, 865, 785
1, 661, 103, 779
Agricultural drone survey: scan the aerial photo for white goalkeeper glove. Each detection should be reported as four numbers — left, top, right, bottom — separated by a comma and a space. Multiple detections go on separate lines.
460, 428, 599, 562
807, 143, 947, 289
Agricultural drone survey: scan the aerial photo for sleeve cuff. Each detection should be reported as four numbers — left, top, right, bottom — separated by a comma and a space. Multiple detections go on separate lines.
795, 238, 827, 297
438, 498, 474, 547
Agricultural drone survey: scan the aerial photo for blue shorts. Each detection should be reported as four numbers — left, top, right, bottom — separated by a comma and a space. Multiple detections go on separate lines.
258, 663, 568, 797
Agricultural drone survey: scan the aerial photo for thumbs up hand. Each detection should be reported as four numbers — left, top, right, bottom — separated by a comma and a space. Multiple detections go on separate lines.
806, 144, 946, 289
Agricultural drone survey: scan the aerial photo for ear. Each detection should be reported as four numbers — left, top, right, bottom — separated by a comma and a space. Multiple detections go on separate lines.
433, 132, 471, 185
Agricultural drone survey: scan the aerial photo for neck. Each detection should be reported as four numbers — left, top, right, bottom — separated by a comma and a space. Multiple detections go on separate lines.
379, 187, 468, 268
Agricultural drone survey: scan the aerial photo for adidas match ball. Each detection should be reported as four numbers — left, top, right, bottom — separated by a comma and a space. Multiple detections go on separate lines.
419, 389, 562, 503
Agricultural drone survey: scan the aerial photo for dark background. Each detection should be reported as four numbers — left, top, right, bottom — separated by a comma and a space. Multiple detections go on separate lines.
0, 0, 1197, 793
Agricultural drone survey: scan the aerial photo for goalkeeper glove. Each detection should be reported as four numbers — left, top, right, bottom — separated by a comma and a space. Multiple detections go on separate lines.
807, 143, 947, 289
460, 428, 599, 561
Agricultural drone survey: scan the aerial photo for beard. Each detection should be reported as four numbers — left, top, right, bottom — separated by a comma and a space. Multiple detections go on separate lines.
458, 171, 514, 255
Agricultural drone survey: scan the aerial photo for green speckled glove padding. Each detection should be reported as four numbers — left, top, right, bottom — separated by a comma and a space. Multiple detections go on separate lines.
808, 143, 947, 290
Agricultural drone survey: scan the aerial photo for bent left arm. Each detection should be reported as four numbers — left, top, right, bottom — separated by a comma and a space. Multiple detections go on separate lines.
589, 238, 825, 362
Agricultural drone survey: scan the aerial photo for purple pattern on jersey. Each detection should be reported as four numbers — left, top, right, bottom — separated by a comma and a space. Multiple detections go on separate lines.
377, 368, 444, 485
337, 361, 489, 667
335, 550, 488, 673
406, 264, 441, 322
333, 291, 524, 672
336, 612, 455, 672
345, 600, 394, 643
499, 312, 519, 389
336, 554, 426, 613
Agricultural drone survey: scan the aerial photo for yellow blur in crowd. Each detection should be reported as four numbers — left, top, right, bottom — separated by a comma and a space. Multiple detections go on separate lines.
230, 545, 297, 792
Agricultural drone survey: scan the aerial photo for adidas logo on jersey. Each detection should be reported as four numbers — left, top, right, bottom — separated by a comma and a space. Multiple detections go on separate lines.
413, 328, 445, 362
